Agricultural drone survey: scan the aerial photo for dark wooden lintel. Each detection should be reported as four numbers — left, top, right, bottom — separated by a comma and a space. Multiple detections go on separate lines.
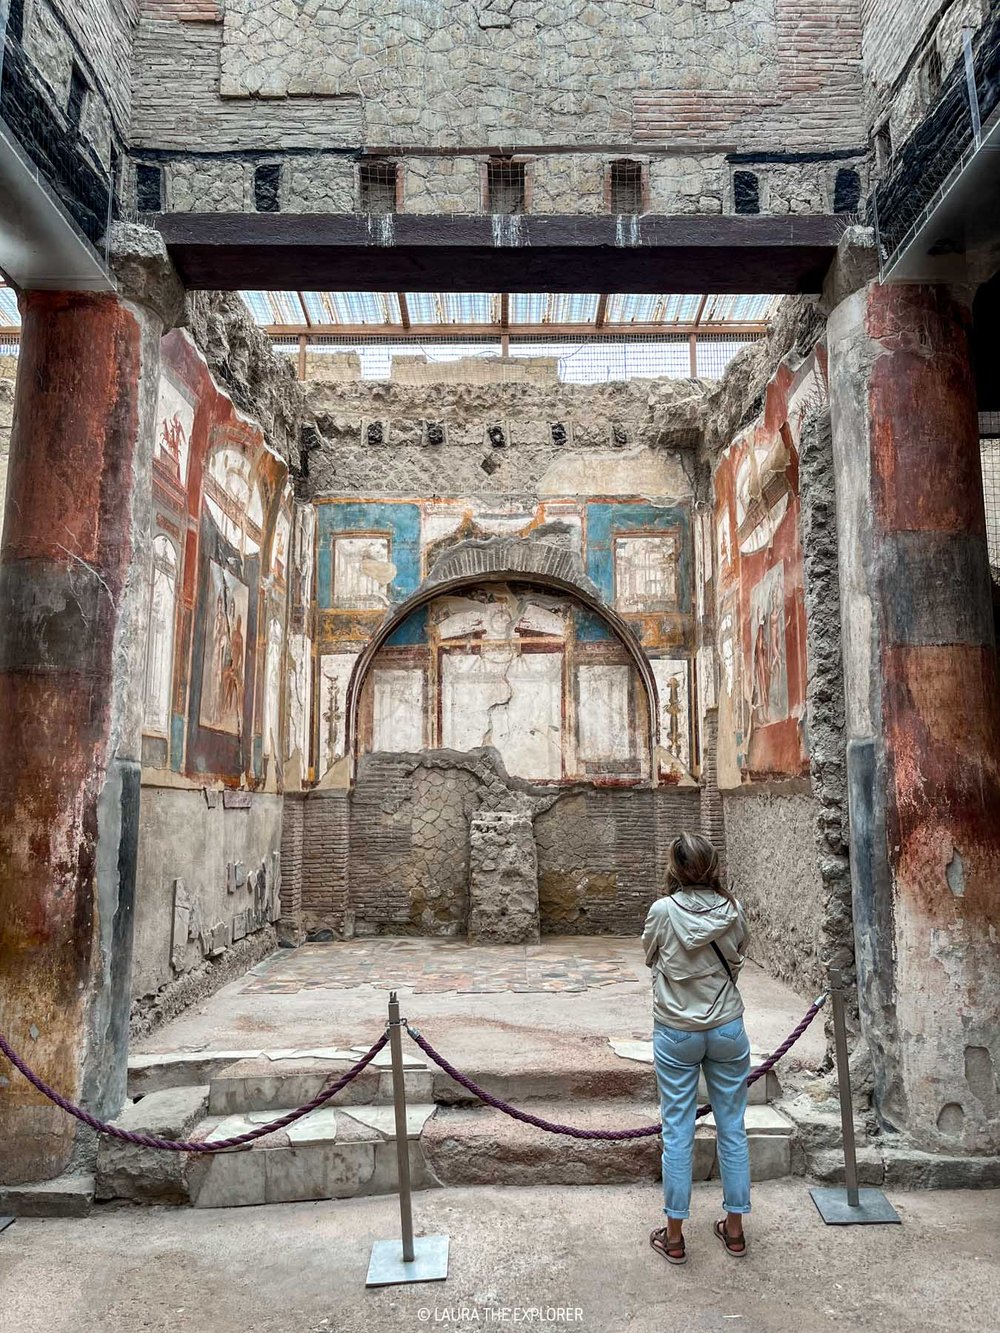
152, 212, 844, 293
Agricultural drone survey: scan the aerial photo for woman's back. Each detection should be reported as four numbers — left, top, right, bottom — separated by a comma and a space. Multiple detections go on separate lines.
642, 886, 748, 1031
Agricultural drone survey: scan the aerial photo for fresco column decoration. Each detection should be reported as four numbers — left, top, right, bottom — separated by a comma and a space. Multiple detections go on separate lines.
0, 229, 184, 1184
828, 280, 1000, 1154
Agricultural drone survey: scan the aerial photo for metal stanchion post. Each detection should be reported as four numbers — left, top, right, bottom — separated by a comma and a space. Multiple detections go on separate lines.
366, 991, 449, 1286
809, 969, 900, 1226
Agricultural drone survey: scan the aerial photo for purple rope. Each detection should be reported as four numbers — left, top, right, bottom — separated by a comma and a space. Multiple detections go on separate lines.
0, 1030, 389, 1153
405, 996, 827, 1141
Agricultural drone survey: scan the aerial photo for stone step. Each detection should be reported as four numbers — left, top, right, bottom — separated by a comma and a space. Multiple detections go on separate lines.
196, 1048, 779, 1116
96, 1094, 796, 1207
422, 1101, 795, 1188
0, 1173, 95, 1218
188, 1104, 440, 1209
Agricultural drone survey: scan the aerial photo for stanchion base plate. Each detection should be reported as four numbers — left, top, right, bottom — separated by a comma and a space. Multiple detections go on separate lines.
0, 1217, 15, 1236
809, 1188, 901, 1225
366, 1235, 449, 1287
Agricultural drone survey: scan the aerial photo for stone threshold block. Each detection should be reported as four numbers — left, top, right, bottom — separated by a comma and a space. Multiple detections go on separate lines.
189, 1103, 439, 1208
95, 1085, 210, 1204
0, 1174, 95, 1218
608, 1038, 781, 1105
423, 1101, 795, 1187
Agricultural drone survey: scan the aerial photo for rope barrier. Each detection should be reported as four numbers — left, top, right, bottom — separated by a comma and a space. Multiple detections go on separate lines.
0, 993, 826, 1152
403, 995, 828, 1141
0, 1029, 388, 1153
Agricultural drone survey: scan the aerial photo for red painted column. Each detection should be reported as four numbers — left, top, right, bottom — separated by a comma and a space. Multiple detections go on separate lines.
829, 281, 1000, 1154
0, 251, 177, 1183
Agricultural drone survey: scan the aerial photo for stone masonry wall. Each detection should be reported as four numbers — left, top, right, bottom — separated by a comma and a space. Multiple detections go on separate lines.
185, 290, 311, 468
861, 0, 989, 147
722, 787, 827, 992
340, 750, 701, 939
305, 367, 704, 501
129, 1, 865, 217
3, 0, 138, 240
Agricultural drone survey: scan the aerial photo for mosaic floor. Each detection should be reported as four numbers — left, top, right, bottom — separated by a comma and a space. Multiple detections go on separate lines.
243, 938, 640, 995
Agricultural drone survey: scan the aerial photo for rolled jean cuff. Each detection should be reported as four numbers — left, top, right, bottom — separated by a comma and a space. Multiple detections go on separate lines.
663, 1208, 690, 1220
722, 1202, 752, 1215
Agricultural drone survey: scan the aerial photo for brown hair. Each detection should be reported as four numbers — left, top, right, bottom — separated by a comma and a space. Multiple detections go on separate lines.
666, 832, 736, 905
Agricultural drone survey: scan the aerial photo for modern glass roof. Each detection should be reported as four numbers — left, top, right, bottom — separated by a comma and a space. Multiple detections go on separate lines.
0, 282, 19, 328
240, 290, 782, 335
0, 281, 780, 380
0, 281, 780, 336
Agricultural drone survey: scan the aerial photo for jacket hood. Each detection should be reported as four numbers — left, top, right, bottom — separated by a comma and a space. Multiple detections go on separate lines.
667, 888, 742, 950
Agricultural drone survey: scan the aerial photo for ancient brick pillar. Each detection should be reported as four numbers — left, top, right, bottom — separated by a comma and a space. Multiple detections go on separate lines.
0, 231, 183, 1183
828, 281, 1000, 1153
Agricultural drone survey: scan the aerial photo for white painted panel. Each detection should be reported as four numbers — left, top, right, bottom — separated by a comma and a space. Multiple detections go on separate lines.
576, 664, 631, 763
614, 534, 678, 612
651, 657, 691, 771
441, 648, 563, 780
372, 668, 425, 752
333, 535, 392, 608
318, 652, 358, 773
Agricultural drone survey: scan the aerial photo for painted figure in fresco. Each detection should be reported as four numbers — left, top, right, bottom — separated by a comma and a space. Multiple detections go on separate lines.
160, 410, 187, 481
223, 614, 245, 718
750, 567, 787, 726
201, 571, 249, 735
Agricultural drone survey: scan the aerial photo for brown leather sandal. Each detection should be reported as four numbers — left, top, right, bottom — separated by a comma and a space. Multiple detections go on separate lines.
650, 1226, 687, 1265
714, 1219, 747, 1257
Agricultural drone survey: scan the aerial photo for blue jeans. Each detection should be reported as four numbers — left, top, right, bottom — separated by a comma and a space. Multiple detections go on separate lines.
653, 1017, 751, 1220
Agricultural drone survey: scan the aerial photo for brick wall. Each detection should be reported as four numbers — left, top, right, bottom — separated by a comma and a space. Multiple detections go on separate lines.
636, 0, 865, 152
698, 709, 727, 878
278, 792, 304, 944
300, 791, 350, 935
291, 751, 703, 938
861, 0, 989, 143
140, 0, 219, 18
130, 20, 362, 155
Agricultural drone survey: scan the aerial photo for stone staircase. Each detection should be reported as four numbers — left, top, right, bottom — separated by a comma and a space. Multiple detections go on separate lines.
93, 1040, 797, 1209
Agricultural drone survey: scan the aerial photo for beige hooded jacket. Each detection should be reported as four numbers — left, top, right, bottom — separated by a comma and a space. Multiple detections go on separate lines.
642, 887, 749, 1031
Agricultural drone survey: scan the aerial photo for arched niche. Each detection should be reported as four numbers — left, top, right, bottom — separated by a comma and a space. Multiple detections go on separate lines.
342, 539, 662, 784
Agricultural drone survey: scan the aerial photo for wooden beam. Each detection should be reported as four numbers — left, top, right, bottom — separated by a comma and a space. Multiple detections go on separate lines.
594, 293, 609, 329
692, 294, 709, 328
397, 292, 411, 330
689, 333, 698, 378
263, 320, 770, 340
296, 290, 312, 327
500, 292, 510, 330
153, 213, 842, 294
297, 334, 308, 380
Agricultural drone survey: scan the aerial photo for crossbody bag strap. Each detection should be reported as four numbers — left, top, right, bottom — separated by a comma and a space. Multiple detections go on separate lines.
710, 940, 738, 989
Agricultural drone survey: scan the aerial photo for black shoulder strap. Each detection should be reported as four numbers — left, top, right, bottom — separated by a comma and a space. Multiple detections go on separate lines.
711, 940, 737, 989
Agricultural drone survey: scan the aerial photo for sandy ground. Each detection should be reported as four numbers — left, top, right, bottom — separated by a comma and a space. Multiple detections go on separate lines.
1, 1179, 996, 1333
133, 941, 827, 1078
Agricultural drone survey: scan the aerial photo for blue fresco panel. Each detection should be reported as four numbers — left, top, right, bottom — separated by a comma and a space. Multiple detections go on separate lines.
584, 501, 692, 611
316, 501, 422, 607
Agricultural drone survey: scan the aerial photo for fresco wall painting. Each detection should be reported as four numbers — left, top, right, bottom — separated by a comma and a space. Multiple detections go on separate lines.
712, 354, 824, 788
141, 330, 296, 792
313, 495, 696, 787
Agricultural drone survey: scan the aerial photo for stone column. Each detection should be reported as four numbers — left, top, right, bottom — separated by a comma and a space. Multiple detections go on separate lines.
828, 280, 1000, 1154
0, 228, 183, 1183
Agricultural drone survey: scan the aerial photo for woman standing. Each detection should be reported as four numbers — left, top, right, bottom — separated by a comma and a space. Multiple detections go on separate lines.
643, 832, 752, 1265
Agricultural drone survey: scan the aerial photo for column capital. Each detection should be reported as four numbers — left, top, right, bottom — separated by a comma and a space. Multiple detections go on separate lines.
820, 225, 879, 315
106, 223, 186, 330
